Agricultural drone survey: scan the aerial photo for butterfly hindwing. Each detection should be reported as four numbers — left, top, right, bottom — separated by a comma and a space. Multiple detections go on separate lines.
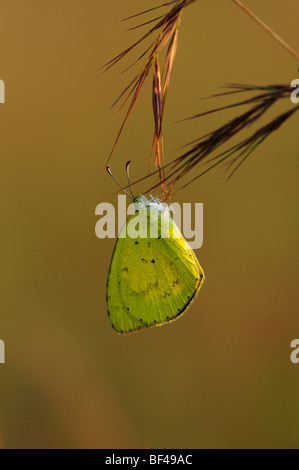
106, 201, 204, 333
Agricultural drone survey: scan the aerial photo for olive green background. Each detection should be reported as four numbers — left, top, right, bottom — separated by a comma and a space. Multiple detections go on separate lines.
0, 0, 298, 448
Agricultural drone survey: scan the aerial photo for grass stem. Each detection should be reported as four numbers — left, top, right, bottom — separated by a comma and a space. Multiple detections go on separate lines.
232, 0, 299, 62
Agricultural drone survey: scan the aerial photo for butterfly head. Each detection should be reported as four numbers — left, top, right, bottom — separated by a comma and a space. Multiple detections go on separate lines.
133, 194, 147, 207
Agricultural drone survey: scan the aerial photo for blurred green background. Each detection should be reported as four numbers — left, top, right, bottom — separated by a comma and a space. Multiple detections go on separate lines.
0, 0, 298, 449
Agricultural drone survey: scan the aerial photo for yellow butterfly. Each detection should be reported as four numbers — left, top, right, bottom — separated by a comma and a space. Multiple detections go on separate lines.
106, 166, 205, 333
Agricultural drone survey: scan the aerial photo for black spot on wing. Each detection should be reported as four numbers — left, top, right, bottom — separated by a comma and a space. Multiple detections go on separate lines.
163, 291, 171, 298
150, 281, 159, 289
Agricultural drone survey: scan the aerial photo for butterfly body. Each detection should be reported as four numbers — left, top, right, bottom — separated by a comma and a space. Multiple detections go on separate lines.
106, 195, 204, 333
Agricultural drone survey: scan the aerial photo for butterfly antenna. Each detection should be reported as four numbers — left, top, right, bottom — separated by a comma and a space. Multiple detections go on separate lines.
125, 161, 135, 199
106, 166, 134, 200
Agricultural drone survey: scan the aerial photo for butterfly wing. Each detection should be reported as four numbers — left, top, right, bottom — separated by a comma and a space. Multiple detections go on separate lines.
106, 205, 204, 333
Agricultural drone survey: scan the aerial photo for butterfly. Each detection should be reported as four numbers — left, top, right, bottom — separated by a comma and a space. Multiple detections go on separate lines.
106, 164, 205, 333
